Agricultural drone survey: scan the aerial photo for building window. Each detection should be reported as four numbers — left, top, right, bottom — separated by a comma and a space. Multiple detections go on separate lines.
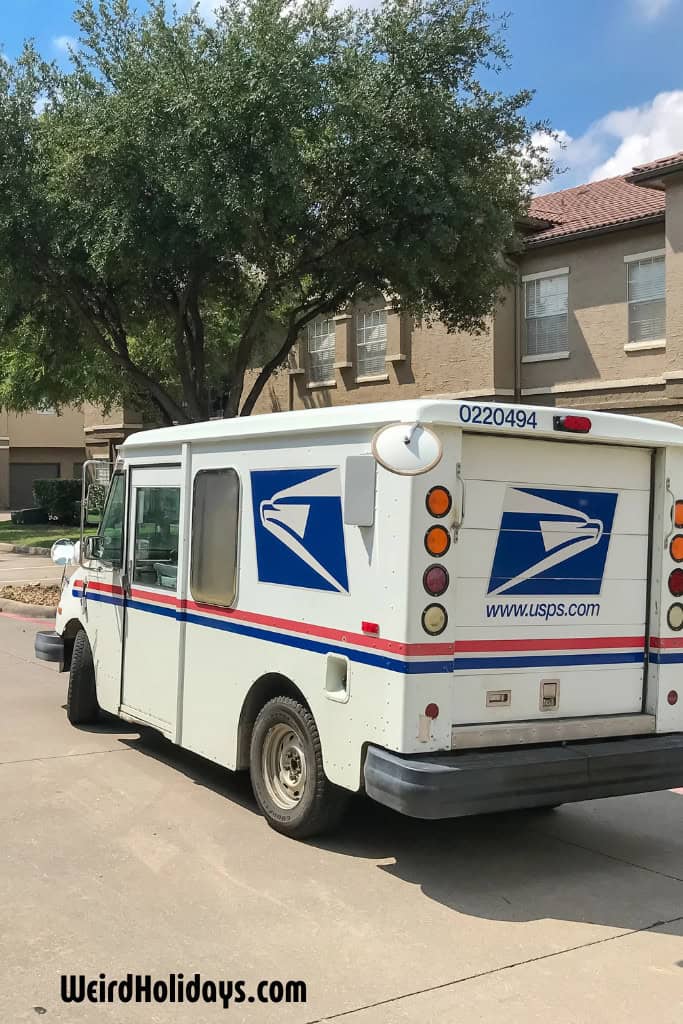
627, 253, 665, 344
523, 271, 568, 357
356, 309, 387, 377
306, 318, 336, 384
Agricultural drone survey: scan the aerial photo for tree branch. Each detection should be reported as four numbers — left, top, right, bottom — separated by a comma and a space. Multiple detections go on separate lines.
239, 289, 353, 417
221, 283, 272, 418
169, 287, 202, 420
58, 280, 191, 425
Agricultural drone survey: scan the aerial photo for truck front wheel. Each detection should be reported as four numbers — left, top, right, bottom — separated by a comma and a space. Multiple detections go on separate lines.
249, 696, 349, 839
66, 629, 100, 725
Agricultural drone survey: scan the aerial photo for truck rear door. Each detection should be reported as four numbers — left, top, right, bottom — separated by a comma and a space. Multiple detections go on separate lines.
454, 433, 651, 726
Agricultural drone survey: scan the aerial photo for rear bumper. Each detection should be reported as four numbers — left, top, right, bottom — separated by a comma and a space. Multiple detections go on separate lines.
34, 630, 65, 669
363, 733, 683, 819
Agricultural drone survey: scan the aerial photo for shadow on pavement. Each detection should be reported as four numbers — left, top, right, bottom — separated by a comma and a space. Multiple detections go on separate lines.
105, 723, 683, 938
317, 792, 683, 932
119, 729, 258, 814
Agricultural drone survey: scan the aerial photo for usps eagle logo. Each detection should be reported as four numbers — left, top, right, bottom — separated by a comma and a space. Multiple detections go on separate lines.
487, 487, 618, 597
250, 468, 349, 593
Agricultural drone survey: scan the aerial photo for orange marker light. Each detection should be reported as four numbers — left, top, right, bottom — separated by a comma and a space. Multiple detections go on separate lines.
425, 525, 451, 557
426, 486, 452, 519
675, 501, 683, 529
671, 536, 683, 562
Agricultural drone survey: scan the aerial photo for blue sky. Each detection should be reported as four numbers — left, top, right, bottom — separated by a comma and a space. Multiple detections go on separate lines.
3, 0, 682, 193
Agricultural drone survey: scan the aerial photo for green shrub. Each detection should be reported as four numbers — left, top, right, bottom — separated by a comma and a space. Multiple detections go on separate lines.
33, 479, 82, 523
10, 507, 49, 525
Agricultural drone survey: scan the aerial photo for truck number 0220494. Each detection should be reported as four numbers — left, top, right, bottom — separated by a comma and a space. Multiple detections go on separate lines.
458, 404, 538, 429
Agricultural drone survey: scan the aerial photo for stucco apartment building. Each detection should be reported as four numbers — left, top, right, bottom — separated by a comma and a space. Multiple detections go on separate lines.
0, 404, 142, 510
249, 151, 683, 426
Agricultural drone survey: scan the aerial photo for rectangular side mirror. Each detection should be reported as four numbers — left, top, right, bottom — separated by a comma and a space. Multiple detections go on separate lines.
83, 535, 104, 561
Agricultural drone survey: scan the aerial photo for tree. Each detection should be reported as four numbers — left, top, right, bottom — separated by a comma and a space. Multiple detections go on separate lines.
0, 0, 550, 424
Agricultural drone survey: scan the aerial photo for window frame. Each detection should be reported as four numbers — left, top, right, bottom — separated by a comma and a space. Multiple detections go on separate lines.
624, 249, 666, 347
356, 308, 388, 379
190, 467, 241, 609
93, 470, 126, 568
305, 317, 336, 386
521, 268, 569, 361
130, 484, 182, 591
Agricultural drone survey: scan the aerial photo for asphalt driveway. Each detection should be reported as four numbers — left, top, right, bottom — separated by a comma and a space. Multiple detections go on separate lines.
0, 615, 681, 1023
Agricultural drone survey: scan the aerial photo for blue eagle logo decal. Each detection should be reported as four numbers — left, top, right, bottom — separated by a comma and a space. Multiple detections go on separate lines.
251, 468, 349, 593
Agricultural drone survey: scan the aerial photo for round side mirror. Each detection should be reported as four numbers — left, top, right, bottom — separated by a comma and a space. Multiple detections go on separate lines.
50, 539, 76, 566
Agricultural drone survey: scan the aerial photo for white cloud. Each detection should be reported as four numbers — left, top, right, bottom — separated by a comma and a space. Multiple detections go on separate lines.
632, 0, 676, 20
178, 0, 218, 19
52, 35, 76, 54
535, 90, 683, 193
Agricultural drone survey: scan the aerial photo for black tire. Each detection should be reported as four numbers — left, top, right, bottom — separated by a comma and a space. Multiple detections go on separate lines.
249, 696, 349, 839
66, 629, 100, 725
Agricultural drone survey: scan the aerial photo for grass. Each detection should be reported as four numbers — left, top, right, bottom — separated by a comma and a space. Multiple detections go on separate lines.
0, 521, 97, 550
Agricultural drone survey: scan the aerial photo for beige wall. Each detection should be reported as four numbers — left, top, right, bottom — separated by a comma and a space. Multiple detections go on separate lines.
0, 408, 87, 508
518, 224, 666, 397
83, 402, 144, 431
249, 297, 498, 415
0, 406, 86, 447
665, 176, 683, 378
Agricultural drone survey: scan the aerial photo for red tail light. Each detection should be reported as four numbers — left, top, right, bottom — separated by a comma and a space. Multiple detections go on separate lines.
554, 415, 592, 434
423, 565, 449, 596
669, 569, 683, 597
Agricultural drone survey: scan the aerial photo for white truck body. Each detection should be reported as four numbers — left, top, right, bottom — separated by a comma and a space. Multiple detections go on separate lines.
37, 399, 683, 823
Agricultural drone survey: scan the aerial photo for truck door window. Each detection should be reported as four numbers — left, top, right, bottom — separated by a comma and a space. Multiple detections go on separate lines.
190, 469, 240, 607
132, 486, 181, 589
96, 472, 125, 566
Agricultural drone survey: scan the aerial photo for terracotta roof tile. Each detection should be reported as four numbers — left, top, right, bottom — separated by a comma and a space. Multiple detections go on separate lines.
629, 150, 683, 176
526, 174, 664, 246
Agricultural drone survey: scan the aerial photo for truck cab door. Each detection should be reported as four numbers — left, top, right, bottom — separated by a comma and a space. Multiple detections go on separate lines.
120, 466, 183, 735
74, 470, 127, 715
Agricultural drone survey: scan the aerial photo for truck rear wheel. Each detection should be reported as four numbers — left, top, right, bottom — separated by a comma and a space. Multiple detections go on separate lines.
249, 696, 349, 839
66, 629, 100, 725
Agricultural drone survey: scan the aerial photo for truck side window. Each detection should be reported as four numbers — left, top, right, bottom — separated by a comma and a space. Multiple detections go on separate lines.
132, 486, 181, 589
96, 472, 125, 566
191, 468, 240, 607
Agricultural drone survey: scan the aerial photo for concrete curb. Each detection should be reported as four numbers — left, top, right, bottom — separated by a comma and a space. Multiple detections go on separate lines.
0, 596, 57, 618
0, 542, 52, 556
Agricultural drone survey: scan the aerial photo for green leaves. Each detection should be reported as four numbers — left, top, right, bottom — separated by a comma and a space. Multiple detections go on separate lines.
0, 0, 551, 422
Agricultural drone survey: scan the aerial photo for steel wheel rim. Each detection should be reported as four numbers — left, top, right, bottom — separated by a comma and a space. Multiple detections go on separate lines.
262, 722, 308, 810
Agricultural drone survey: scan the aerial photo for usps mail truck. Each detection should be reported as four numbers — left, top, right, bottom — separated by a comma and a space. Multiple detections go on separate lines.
35, 399, 683, 838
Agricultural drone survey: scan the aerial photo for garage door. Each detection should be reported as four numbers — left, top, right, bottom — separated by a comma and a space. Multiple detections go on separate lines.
10, 463, 59, 509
